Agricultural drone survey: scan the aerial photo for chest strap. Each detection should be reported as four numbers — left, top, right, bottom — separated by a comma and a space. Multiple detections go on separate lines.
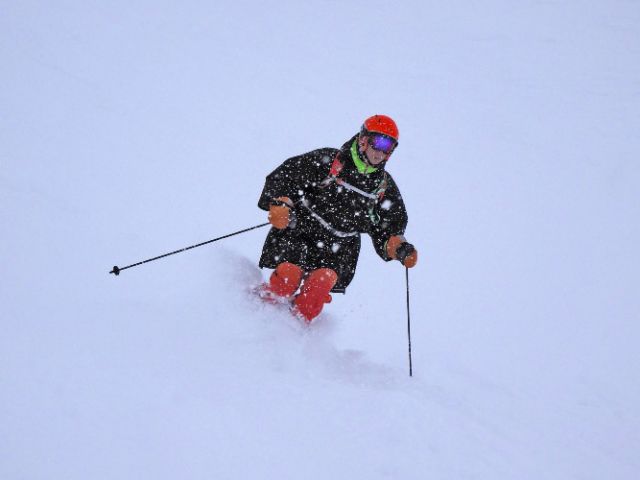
299, 198, 359, 238
322, 157, 388, 201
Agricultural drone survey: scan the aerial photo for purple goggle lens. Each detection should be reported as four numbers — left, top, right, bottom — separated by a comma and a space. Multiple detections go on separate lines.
369, 134, 397, 154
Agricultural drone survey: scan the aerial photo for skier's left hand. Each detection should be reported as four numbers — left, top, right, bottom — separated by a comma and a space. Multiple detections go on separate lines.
387, 235, 418, 268
396, 242, 418, 268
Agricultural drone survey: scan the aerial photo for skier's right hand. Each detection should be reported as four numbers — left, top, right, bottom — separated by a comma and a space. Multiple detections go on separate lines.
268, 196, 294, 229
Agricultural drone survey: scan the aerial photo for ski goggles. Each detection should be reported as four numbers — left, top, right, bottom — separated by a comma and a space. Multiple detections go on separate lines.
367, 133, 398, 154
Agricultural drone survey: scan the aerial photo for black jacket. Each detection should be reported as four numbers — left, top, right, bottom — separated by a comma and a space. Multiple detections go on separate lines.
258, 135, 408, 292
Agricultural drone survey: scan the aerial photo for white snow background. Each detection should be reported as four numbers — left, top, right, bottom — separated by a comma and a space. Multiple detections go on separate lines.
2, 1, 639, 478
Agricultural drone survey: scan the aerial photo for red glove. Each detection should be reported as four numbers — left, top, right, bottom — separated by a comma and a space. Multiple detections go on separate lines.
386, 235, 418, 268
268, 197, 294, 229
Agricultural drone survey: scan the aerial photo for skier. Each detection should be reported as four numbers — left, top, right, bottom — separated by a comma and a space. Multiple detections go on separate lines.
257, 114, 418, 322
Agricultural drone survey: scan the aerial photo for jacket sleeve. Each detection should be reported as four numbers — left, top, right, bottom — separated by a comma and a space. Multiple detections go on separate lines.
257, 149, 335, 211
369, 175, 409, 261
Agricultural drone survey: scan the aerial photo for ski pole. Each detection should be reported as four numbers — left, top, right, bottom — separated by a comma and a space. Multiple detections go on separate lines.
406, 267, 413, 377
109, 222, 270, 276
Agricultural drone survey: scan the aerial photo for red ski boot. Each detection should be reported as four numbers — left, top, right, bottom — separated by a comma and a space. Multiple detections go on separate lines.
293, 268, 338, 322
269, 262, 304, 297
255, 262, 304, 305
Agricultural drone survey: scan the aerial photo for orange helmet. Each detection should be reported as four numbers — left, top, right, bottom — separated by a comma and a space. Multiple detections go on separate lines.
361, 114, 399, 141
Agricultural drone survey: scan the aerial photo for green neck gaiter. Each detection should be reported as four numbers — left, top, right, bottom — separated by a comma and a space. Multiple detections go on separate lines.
351, 139, 378, 175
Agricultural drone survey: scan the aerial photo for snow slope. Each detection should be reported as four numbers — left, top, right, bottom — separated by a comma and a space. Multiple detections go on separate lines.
2, 1, 639, 478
